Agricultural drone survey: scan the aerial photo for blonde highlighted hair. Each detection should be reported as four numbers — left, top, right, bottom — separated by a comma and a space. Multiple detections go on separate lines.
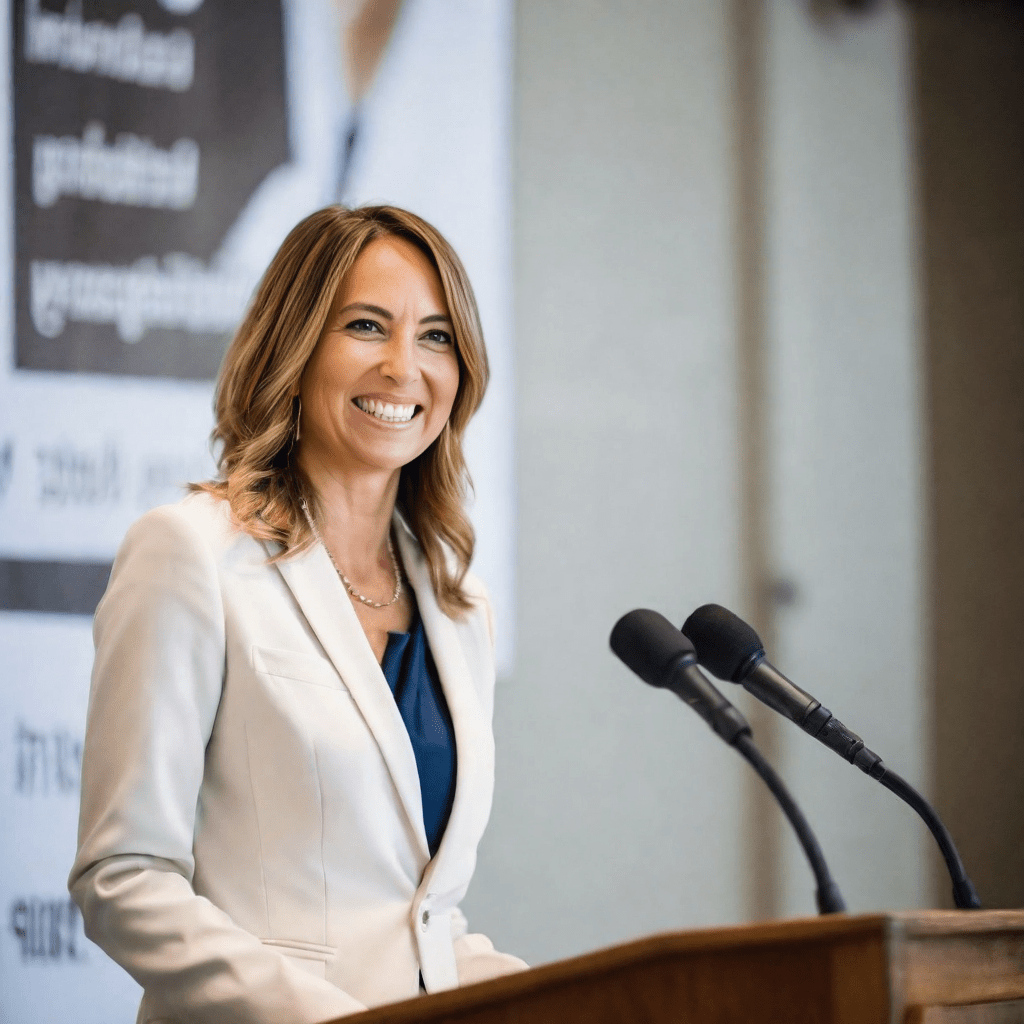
192, 205, 489, 617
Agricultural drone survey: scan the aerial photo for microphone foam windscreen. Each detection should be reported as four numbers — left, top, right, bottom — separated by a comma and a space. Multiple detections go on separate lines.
681, 604, 764, 682
610, 609, 695, 689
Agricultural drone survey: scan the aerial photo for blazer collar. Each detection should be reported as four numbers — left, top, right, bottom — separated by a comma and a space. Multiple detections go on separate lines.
392, 518, 493, 893
271, 513, 493, 884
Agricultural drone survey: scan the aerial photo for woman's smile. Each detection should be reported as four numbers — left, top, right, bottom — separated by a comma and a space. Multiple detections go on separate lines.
353, 395, 421, 424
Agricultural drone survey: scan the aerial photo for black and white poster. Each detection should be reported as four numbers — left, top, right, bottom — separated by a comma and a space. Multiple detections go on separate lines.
15, 0, 289, 379
0, 2, 513, 1018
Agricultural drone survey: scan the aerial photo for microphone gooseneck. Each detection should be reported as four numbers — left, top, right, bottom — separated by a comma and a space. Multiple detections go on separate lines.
610, 609, 846, 915
682, 603, 982, 911
731, 733, 846, 916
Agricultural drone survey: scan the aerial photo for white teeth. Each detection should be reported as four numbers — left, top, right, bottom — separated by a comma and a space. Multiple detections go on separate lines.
356, 397, 416, 422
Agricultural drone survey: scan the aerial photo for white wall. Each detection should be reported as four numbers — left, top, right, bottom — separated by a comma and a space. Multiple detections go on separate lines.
462, 0, 748, 965
763, 0, 927, 916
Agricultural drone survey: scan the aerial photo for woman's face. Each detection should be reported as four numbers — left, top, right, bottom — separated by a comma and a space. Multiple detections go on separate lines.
298, 234, 460, 480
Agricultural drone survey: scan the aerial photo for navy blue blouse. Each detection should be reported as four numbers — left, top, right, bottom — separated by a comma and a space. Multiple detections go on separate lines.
379, 608, 457, 857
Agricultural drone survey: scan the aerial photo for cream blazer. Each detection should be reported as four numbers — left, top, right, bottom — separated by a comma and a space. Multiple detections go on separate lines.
69, 493, 526, 1024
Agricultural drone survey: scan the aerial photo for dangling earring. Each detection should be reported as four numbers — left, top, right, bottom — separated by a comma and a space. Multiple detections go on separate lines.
287, 397, 302, 463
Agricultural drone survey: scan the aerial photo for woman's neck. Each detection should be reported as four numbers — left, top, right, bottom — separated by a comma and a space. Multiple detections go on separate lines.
300, 459, 401, 580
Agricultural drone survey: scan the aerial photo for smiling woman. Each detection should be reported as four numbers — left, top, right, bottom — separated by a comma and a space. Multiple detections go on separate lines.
68, 205, 527, 1024
204, 205, 490, 618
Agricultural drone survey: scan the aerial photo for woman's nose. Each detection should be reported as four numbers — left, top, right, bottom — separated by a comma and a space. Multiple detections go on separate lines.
379, 331, 419, 384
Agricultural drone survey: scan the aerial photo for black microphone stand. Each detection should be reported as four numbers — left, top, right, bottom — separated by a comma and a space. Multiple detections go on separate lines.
732, 733, 846, 915
877, 769, 981, 910
756, 702, 981, 909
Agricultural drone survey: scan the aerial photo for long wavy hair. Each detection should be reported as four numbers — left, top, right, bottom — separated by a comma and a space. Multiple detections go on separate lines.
192, 205, 489, 617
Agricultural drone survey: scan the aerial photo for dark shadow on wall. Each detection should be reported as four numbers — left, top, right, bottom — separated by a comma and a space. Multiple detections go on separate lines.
911, 0, 1024, 910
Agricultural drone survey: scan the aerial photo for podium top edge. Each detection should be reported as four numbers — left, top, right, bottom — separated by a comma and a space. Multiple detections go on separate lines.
339, 911, 1024, 1024
589, 908, 1024, 956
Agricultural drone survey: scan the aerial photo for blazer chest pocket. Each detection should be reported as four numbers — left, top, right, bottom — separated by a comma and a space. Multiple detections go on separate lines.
252, 645, 349, 692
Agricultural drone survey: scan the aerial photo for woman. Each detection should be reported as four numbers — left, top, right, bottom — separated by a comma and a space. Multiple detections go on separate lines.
69, 205, 527, 1023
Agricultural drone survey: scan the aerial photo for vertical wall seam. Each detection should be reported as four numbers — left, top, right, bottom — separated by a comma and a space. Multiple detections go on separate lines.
729, 0, 783, 923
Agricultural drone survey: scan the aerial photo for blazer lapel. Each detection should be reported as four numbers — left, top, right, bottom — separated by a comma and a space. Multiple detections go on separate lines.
394, 520, 494, 891
272, 538, 429, 862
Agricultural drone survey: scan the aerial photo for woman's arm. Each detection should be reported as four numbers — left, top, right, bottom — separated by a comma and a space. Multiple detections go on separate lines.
69, 505, 366, 1024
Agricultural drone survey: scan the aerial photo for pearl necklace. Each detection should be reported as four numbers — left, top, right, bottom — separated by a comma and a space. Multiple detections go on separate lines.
301, 500, 403, 609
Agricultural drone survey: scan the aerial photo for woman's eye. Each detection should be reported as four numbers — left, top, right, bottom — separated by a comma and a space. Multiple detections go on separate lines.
347, 319, 382, 334
423, 329, 453, 347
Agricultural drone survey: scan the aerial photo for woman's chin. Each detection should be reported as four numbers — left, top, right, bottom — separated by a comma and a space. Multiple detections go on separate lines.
333, 438, 433, 478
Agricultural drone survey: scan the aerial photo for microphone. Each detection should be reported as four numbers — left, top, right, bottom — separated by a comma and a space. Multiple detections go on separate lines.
681, 603, 884, 775
610, 608, 750, 744
681, 603, 981, 911
610, 609, 846, 914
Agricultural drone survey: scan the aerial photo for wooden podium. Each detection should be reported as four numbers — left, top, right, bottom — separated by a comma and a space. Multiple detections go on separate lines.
345, 911, 1024, 1024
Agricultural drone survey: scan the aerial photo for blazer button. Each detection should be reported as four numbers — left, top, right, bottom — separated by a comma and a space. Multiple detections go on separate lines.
420, 909, 430, 930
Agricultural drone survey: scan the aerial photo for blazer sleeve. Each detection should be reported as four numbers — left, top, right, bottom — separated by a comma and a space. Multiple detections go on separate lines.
68, 506, 366, 1024
451, 910, 528, 986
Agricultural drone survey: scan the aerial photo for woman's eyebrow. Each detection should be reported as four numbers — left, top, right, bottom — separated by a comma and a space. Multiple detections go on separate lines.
335, 304, 451, 326
337, 302, 393, 319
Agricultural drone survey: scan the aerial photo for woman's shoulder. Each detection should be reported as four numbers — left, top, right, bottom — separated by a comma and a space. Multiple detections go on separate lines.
122, 491, 258, 562
460, 571, 496, 649
393, 511, 491, 618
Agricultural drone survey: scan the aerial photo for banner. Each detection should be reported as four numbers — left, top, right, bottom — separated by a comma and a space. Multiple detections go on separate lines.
0, 2, 513, 1018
